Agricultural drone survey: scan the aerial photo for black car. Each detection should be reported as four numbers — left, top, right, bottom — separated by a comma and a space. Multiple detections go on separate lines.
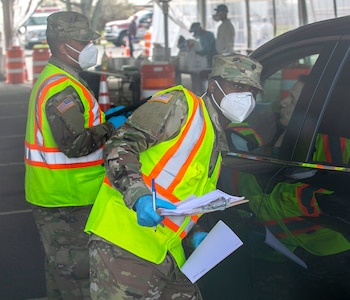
198, 16, 350, 300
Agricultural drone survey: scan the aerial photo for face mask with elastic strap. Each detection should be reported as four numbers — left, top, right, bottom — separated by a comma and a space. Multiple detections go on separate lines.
211, 80, 256, 123
66, 43, 98, 70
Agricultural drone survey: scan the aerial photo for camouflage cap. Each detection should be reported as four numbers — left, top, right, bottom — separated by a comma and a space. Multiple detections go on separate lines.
46, 11, 100, 42
210, 54, 263, 91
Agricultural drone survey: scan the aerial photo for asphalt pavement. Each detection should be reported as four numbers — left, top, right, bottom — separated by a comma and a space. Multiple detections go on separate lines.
0, 80, 47, 299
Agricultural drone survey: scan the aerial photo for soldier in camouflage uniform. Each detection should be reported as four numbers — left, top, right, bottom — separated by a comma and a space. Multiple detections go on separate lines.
84, 54, 263, 299
24, 11, 126, 299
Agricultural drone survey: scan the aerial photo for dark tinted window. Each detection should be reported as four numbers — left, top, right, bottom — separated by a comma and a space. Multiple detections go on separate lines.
310, 54, 350, 167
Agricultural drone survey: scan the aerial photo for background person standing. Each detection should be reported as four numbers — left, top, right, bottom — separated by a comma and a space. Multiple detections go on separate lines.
24, 11, 126, 299
190, 22, 217, 67
213, 4, 235, 54
128, 15, 138, 57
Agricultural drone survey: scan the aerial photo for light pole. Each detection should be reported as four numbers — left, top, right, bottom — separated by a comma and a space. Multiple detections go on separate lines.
159, 0, 170, 62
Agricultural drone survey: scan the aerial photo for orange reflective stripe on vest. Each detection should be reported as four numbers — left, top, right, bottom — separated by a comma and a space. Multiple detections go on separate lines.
25, 73, 103, 169
140, 90, 207, 238
296, 183, 325, 217
321, 134, 347, 164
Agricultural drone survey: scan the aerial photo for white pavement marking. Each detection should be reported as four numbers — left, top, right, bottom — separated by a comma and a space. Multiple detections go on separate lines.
0, 209, 31, 216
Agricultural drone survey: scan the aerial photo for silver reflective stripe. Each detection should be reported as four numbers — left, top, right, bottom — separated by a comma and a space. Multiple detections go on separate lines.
25, 146, 103, 164
26, 73, 103, 166
165, 215, 196, 235
156, 103, 204, 189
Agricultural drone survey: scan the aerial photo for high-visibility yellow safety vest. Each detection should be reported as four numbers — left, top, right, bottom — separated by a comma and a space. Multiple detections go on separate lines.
226, 122, 263, 151
85, 85, 221, 267
313, 133, 350, 165
24, 63, 105, 207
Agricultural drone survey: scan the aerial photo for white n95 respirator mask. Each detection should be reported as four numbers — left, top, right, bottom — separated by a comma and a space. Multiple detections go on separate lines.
212, 80, 256, 123
66, 43, 98, 70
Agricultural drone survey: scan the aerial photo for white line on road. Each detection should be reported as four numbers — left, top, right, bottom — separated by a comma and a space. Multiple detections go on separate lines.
0, 209, 31, 216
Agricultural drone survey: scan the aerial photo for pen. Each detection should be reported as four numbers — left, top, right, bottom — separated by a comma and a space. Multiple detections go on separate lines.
152, 178, 157, 232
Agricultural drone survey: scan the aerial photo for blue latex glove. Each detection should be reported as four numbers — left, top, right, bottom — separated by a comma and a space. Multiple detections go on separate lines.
191, 232, 208, 248
134, 195, 176, 227
104, 105, 125, 117
108, 115, 126, 129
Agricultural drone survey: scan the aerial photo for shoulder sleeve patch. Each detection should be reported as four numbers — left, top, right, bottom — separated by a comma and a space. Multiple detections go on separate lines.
148, 93, 173, 104
56, 97, 76, 113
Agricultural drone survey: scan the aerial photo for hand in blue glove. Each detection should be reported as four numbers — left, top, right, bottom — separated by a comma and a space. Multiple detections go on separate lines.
134, 195, 176, 227
191, 231, 208, 248
104, 105, 125, 117
108, 115, 126, 129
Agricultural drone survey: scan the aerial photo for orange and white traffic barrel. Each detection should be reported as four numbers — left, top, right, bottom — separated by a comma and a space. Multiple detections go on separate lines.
141, 64, 175, 98
144, 30, 151, 57
32, 45, 50, 85
98, 74, 111, 111
6, 45, 26, 84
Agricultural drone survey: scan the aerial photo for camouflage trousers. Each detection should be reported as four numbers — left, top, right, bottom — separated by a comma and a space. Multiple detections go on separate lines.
89, 235, 203, 300
32, 205, 92, 299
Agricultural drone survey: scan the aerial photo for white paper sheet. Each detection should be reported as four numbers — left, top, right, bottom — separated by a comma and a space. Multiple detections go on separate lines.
181, 220, 243, 283
159, 189, 247, 216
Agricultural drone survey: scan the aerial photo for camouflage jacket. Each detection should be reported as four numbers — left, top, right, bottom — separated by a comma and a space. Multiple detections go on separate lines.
104, 89, 229, 209
45, 56, 114, 158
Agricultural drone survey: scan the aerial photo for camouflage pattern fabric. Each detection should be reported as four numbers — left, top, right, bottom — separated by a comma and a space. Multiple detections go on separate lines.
210, 54, 263, 91
103, 89, 228, 209
46, 11, 100, 42
46, 57, 114, 157
32, 205, 92, 299
89, 235, 202, 300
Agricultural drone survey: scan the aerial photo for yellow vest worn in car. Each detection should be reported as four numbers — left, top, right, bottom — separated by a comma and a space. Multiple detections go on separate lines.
24, 63, 105, 207
85, 86, 221, 267
313, 133, 350, 165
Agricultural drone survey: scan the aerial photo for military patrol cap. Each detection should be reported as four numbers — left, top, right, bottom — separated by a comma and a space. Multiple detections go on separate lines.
46, 11, 100, 41
190, 22, 201, 32
214, 4, 228, 13
210, 54, 263, 91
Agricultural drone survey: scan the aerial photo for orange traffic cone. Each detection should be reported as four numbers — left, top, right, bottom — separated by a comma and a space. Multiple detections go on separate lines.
98, 74, 111, 111
125, 39, 130, 57
144, 30, 151, 57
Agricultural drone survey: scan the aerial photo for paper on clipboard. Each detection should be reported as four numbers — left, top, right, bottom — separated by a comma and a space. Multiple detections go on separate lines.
159, 189, 248, 216
181, 220, 243, 283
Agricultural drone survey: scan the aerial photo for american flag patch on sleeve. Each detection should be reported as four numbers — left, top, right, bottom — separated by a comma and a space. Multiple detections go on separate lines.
56, 98, 76, 113
149, 93, 173, 103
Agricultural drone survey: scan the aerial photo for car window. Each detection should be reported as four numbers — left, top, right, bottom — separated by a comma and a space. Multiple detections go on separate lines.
26, 15, 48, 26
310, 53, 350, 167
224, 38, 345, 175
226, 52, 319, 159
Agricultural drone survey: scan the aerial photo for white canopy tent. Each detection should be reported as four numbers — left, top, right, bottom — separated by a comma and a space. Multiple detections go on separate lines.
150, 0, 350, 61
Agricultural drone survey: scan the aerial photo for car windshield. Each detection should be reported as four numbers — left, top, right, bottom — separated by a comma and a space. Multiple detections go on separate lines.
26, 15, 48, 26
